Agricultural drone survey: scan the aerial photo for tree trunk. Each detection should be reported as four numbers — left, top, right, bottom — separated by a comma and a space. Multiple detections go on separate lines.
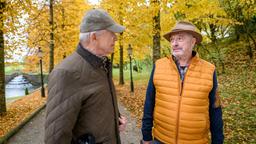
151, 0, 161, 64
119, 32, 124, 85
248, 33, 256, 59
208, 23, 225, 73
246, 35, 253, 59
214, 42, 225, 74
234, 25, 240, 41
209, 24, 217, 43
49, 0, 54, 73
118, 3, 124, 85
0, 1, 6, 114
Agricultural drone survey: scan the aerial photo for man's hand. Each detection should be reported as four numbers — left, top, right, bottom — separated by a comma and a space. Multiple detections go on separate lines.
118, 115, 127, 132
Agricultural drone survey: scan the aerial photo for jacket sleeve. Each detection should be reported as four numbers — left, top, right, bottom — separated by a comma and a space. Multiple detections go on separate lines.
141, 65, 155, 141
209, 70, 224, 144
45, 69, 81, 144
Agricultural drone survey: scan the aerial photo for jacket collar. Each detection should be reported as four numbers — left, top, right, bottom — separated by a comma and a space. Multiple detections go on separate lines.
76, 43, 110, 70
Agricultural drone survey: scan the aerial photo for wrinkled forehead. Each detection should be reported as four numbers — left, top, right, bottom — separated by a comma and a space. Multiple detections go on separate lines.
171, 32, 193, 38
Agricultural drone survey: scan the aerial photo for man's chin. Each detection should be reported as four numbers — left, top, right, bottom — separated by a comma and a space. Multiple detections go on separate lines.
173, 52, 184, 57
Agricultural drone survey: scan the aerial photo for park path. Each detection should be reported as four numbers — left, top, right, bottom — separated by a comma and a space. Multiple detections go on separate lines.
7, 102, 142, 144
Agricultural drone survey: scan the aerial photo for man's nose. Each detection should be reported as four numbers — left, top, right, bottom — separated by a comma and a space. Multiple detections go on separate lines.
171, 40, 178, 47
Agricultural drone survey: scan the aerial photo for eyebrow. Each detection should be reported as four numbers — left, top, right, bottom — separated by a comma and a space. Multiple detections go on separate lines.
171, 34, 185, 38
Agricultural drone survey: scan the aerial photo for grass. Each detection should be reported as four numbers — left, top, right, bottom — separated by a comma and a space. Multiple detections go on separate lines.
112, 64, 152, 85
5, 64, 24, 75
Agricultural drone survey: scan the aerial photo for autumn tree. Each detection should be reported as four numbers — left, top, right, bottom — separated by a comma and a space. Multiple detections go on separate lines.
167, 0, 237, 73
0, 1, 6, 114
100, 0, 153, 84
25, 0, 91, 73
0, 0, 32, 114
100, 0, 127, 85
49, 0, 54, 72
118, 1, 124, 85
220, 0, 256, 59
151, 0, 161, 63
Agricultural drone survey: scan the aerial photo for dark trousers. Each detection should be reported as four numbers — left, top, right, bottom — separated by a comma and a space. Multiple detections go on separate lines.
153, 139, 163, 144
140, 139, 163, 144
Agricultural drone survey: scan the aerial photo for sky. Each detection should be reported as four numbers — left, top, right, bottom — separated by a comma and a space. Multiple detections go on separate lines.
88, 0, 100, 5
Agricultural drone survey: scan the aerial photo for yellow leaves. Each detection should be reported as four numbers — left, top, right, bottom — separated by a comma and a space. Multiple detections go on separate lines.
0, 90, 46, 137
150, 0, 161, 17
116, 81, 147, 128
24, 55, 39, 73
99, 0, 153, 64
5, 0, 254, 71
23, 0, 92, 71
171, 0, 226, 21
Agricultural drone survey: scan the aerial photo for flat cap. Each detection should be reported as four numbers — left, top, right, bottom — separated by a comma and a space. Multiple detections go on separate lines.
80, 9, 125, 33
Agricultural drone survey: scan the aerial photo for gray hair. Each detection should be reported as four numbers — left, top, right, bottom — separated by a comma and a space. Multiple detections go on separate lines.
79, 30, 104, 43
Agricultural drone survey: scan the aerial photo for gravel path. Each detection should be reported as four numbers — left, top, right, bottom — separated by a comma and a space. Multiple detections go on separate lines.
7, 103, 141, 144
7, 109, 45, 144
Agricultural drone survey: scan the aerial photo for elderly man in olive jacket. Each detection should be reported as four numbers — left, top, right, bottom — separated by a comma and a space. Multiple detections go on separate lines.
45, 9, 127, 144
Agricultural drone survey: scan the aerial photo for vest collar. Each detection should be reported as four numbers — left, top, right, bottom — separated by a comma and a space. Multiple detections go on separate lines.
172, 51, 198, 63
169, 51, 200, 70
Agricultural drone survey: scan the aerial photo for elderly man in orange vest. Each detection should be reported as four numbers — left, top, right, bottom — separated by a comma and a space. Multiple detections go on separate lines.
141, 21, 224, 144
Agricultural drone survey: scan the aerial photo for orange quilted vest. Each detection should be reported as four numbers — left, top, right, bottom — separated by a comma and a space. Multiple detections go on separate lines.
153, 55, 215, 144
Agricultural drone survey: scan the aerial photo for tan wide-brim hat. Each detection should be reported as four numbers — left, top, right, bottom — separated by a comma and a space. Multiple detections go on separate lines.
163, 21, 202, 44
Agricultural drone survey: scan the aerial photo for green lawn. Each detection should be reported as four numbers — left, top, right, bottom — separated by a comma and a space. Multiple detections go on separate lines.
5, 64, 24, 75
112, 64, 152, 85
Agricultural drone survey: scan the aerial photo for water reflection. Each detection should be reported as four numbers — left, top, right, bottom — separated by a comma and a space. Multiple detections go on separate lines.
6, 75, 37, 98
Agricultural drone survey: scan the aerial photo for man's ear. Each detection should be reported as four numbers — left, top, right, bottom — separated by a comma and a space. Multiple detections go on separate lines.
192, 37, 196, 46
90, 33, 97, 41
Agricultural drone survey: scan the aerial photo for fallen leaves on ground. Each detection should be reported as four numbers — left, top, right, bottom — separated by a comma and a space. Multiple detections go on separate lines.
115, 81, 147, 128
218, 68, 256, 143
0, 90, 46, 137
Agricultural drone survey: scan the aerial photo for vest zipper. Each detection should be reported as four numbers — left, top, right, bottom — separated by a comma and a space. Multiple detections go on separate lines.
175, 94, 181, 144
175, 64, 190, 144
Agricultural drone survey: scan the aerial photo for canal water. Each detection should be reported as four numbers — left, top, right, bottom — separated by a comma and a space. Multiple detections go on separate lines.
5, 75, 38, 98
